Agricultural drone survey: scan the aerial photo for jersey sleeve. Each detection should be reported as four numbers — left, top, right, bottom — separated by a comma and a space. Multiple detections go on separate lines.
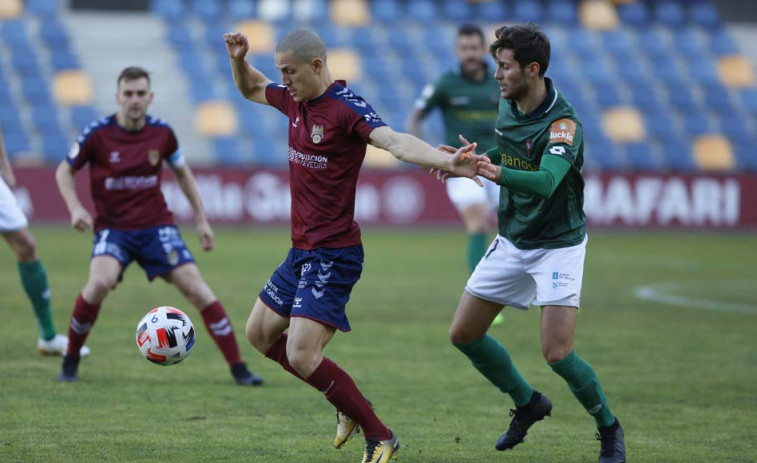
484, 145, 502, 165
413, 78, 444, 115
66, 123, 98, 170
165, 128, 185, 169
543, 117, 582, 165
265, 83, 294, 117
338, 94, 387, 142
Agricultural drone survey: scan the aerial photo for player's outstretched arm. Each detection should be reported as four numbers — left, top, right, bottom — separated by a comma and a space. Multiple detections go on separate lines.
0, 121, 16, 188
224, 32, 273, 105
172, 164, 214, 251
54, 161, 92, 231
369, 126, 486, 185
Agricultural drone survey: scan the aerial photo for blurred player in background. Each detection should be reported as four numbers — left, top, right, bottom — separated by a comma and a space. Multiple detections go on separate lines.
54, 67, 263, 387
444, 25, 626, 463
0, 122, 89, 357
225, 28, 483, 463
406, 24, 504, 327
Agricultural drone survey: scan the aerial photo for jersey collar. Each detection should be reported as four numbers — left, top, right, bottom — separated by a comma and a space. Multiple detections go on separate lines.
307, 80, 347, 104
509, 77, 558, 121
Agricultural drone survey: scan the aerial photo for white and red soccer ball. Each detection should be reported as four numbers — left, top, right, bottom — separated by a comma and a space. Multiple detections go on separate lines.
136, 306, 195, 365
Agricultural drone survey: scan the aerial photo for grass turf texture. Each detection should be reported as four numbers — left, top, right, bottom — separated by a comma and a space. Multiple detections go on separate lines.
1, 227, 755, 463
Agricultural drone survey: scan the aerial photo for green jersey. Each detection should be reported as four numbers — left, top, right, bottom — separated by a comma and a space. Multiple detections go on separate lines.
487, 78, 586, 250
415, 66, 500, 150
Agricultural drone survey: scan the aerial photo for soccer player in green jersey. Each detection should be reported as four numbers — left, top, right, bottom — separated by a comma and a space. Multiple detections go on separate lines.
0, 122, 90, 357
444, 24, 626, 463
406, 24, 502, 281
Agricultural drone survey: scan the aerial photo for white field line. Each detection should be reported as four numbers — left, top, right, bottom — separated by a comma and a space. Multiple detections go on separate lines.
634, 280, 757, 314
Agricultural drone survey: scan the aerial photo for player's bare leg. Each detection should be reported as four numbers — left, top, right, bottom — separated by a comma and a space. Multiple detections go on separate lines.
449, 291, 549, 451
541, 305, 624, 463
169, 264, 262, 386
58, 256, 119, 382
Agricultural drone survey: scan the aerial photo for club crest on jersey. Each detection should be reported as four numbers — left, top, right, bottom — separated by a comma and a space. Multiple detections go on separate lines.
109, 151, 121, 163
525, 139, 533, 158
311, 125, 324, 144
148, 149, 160, 166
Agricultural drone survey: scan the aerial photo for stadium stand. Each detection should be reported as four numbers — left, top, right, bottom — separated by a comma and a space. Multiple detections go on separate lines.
0, 0, 755, 171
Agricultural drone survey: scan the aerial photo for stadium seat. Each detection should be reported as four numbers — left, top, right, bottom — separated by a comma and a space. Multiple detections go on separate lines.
584, 135, 626, 171
236, 21, 274, 54
53, 70, 94, 106
683, 112, 714, 136
408, 0, 438, 22
578, 0, 619, 31
513, 1, 543, 23
257, 0, 291, 22
689, 2, 720, 29
293, 0, 330, 23
645, 109, 680, 141
661, 138, 696, 171
674, 27, 704, 60
602, 107, 646, 142
3, 130, 31, 157
69, 105, 99, 130
26, 0, 58, 18
616, 1, 649, 27
211, 136, 245, 166
625, 141, 663, 171
328, 49, 362, 82
595, 83, 624, 108
331, 0, 370, 26
190, 0, 222, 23
709, 30, 739, 56
474, 0, 507, 22
732, 141, 757, 170
1, 19, 27, 44
717, 56, 756, 89
654, 1, 686, 29
21, 77, 53, 106
666, 84, 699, 112
0, 0, 22, 18
50, 49, 81, 71
602, 29, 634, 58
692, 134, 734, 170
370, 0, 401, 22
547, 0, 577, 24
702, 83, 736, 114
365, 144, 400, 168
442, 0, 472, 22
150, 0, 185, 22
39, 19, 70, 48
196, 101, 238, 136
228, 0, 255, 19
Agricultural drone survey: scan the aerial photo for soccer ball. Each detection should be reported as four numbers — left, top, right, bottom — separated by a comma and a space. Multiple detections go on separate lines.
136, 306, 195, 366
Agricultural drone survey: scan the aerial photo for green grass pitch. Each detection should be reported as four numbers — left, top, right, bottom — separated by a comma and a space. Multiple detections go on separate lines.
1, 227, 755, 462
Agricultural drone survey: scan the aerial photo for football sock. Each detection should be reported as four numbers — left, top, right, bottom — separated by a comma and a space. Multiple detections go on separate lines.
306, 357, 391, 441
18, 260, 56, 340
454, 334, 534, 407
200, 301, 242, 366
264, 334, 304, 380
549, 350, 615, 428
467, 232, 488, 273
66, 294, 101, 357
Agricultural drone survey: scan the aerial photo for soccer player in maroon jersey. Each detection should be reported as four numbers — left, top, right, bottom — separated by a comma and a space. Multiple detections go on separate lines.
54, 67, 263, 386
224, 29, 485, 463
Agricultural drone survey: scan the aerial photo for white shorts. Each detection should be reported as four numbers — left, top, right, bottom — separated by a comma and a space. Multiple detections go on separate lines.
446, 176, 499, 212
465, 234, 588, 310
0, 178, 28, 232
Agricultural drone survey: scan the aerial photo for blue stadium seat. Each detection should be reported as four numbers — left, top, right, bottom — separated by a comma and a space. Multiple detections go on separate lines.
687, 60, 719, 85
21, 78, 52, 106
682, 112, 714, 136
191, 0, 222, 23
595, 83, 624, 108
667, 85, 699, 112
3, 131, 31, 157
654, 1, 686, 28
408, 0, 438, 22
709, 30, 739, 56
212, 136, 245, 166
39, 20, 70, 48
732, 141, 757, 170
151, 0, 185, 22
740, 88, 757, 115
584, 135, 625, 171
31, 106, 63, 132
584, 64, 612, 86
661, 138, 696, 171
602, 30, 634, 58
26, 0, 60, 18
228, 0, 255, 19
638, 28, 670, 57
189, 75, 216, 102
442, 0, 472, 21
617, 2, 650, 27
674, 27, 704, 59
371, 0, 402, 22
689, 2, 720, 28
475, 0, 507, 22
625, 141, 662, 171
653, 64, 686, 86
567, 29, 598, 62
41, 131, 70, 163
703, 83, 735, 114
718, 113, 753, 141
205, 22, 229, 49
167, 22, 194, 49
646, 110, 679, 140
50, 49, 80, 71
1, 20, 29, 45
630, 85, 664, 114
546, 0, 577, 24
70, 105, 99, 131
514, 0, 543, 23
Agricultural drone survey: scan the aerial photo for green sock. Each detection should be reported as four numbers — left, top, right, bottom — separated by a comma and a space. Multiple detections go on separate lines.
18, 260, 56, 340
549, 350, 615, 428
454, 334, 534, 407
466, 233, 488, 273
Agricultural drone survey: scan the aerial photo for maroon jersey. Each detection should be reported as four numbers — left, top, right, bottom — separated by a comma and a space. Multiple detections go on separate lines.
66, 114, 185, 232
265, 81, 386, 250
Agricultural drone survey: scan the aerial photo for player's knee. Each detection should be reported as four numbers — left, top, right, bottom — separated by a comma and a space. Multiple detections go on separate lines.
543, 345, 571, 364
449, 325, 477, 346
13, 234, 37, 262
286, 347, 319, 377
85, 277, 113, 302
245, 322, 267, 352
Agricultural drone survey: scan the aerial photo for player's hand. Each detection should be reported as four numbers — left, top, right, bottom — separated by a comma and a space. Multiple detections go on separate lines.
71, 207, 93, 231
477, 162, 502, 184
196, 220, 214, 251
1, 165, 16, 188
224, 32, 249, 60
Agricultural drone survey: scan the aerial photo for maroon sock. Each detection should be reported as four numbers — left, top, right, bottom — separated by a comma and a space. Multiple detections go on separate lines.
264, 334, 304, 380
306, 358, 391, 441
200, 301, 242, 366
66, 294, 101, 357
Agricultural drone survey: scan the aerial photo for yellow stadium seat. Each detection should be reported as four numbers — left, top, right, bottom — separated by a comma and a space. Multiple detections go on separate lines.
364, 144, 400, 168
579, 0, 620, 31
328, 49, 362, 82
0, 0, 22, 18
53, 71, 93, 106
717, 55, 757, 89
693, 135, 735, 171
236, 20, 274, 54
196, 101, 238, 136
331, 0, 370, 26
602, 107, 646, 142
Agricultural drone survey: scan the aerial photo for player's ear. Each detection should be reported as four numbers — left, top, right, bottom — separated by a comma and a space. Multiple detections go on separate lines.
527, 62, 540, 78
311, 57, 323, 73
